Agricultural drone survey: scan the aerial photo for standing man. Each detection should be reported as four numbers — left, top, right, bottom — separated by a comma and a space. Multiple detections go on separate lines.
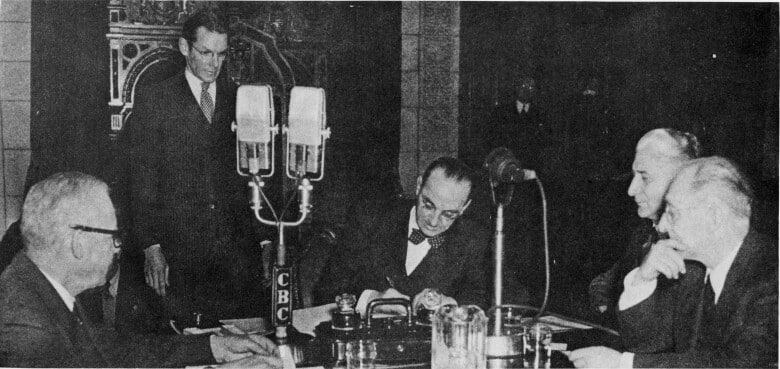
589, 128, 700, 315
315, 157, 495, 310
0, 172, 281, 368
126, 10, 265, 325
569, 157, 777, 368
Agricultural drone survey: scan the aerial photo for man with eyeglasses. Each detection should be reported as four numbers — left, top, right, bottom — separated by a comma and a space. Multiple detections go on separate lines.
124, 9, 267, 328
316, 157, 491, 312
0, 172, 282, 368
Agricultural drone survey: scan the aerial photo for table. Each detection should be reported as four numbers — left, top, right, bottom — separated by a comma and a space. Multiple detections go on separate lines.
286, 304, 622, 368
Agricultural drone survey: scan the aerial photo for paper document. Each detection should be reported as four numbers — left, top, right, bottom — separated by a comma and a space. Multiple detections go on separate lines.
522, 315, 593, 332
293, 303, 337, 336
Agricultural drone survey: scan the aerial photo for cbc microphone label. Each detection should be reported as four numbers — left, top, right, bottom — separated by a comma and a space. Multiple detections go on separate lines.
272, 267, 293, 326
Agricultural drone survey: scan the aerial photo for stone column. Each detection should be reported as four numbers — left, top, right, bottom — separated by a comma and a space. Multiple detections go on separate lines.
0, 0, 31, 232
400, 1, 459, 196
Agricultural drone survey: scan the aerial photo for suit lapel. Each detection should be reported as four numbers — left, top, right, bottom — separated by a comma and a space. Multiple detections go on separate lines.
407, 219, 460, 287
389, 203, 412, 279
14, 254, 83, 361
717, 230, 771, 318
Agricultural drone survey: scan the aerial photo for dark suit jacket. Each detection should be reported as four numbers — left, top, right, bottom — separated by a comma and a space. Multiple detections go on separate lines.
618, 230, 778, 368
0, 253, 214, 367
316, 199, 491, 308
125, 72, 264, 319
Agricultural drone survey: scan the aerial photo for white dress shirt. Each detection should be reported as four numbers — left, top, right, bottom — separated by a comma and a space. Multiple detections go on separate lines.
40, 269, 75, 312
405, 207, 431, 275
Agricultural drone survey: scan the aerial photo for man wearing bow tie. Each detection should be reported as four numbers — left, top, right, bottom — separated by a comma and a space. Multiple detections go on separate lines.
316, 157, 491, 312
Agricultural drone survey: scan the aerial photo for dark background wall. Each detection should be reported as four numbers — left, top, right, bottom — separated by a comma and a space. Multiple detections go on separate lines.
29, 0, 110, 191
460, 2, 778, 314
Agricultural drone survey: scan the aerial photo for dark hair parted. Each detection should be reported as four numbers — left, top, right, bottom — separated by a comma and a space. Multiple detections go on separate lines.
420, 157, 475, 194
181, 10, 228, 46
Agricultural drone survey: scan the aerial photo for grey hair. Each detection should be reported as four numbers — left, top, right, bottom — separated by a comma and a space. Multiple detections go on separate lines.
661, 128, 701, 160
682, 156, 753, 219
20, 172, 108, 255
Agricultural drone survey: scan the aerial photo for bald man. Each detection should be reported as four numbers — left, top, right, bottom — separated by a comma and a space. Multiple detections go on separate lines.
569, 156, 777, 368
589, 128, 700, 314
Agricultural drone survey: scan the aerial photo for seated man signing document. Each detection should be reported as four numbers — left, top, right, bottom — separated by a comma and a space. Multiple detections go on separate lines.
317, 157, 490, 313
0, 172, 281, 368
568, 157, 777, 368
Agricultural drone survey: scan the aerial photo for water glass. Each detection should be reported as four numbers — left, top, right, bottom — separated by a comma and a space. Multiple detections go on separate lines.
523, 323, 553, 369
431, 304, 487, 369
345, 339, 377, 369
486, 306, 531, 369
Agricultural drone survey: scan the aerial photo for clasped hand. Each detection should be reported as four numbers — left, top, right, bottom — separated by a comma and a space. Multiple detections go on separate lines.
211, 334, 282, 368
636, 240, 687, 284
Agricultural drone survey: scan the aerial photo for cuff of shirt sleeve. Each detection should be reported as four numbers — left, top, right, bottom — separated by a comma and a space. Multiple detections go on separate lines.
209, 335, 226, 363
356, 289, 380, 317
618, 268, 657, 311
619, 352, 634, 368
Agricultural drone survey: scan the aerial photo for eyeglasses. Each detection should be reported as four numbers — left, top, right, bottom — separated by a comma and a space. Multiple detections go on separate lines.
70, 225, 123, 249
190, 45, 228, 61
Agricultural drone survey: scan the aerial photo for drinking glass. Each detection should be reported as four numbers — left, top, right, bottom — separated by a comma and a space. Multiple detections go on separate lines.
345, 339, 377, 369
523, 322, 553, 369
431, 304, 487, 369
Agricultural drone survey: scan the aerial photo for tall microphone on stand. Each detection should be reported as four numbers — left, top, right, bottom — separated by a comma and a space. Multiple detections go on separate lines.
234, 85, 330, 349
483, 148, 550, 367
484, 147, 537, 186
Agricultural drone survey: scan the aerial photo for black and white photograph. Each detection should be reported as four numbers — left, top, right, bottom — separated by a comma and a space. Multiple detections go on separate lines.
0, 1, 776, 368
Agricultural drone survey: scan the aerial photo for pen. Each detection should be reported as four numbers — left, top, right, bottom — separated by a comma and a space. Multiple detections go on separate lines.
386, 276, 396, 289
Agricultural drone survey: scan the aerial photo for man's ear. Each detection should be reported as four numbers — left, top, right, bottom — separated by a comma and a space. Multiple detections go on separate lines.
416, 175, 423, 196
70, 232, 85, 260
178, 37, 190, 57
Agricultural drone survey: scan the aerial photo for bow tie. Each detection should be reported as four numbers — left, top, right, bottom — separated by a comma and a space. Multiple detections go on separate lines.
409, 228, 445, 249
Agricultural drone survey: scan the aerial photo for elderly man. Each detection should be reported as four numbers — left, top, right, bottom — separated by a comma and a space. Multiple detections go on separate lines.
589, 128, 700, 314
316, 157, 492, 311
0, 172, 281, 368
569, 156, 778, 368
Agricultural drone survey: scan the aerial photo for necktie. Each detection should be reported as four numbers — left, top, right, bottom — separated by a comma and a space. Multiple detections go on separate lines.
703, 275, 716, 315
409, 228, 445, 249
200, 81, 214, 123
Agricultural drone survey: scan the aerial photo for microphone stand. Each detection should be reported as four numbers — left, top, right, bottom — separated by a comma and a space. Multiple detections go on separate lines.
489, 182, 513, 334
233, 87, 331, 343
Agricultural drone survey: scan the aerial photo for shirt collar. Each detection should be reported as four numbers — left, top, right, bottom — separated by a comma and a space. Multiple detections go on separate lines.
40, 269, 76, 312
707, 241, 742, 303
184, 68, 217, 104
408, 206, 419, 236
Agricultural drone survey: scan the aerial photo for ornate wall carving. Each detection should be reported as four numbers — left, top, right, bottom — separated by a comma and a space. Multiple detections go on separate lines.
106, 0, 330, 139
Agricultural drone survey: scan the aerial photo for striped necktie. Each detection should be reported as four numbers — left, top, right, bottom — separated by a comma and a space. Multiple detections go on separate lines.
200, 81, 214, 123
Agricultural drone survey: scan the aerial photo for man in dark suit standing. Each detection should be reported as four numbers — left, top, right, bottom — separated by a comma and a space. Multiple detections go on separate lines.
568, 156, 777, 368
126, 10, 265, 324
316, 157, 494, 311
0, 172, 281, 368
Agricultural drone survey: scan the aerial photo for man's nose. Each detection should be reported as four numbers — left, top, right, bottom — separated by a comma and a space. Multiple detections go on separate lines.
627, 176, 640, 196
428, 212, 441, 227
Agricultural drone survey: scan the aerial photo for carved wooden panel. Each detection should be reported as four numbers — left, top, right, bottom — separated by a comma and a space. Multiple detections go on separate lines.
106, 0, 330, 139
